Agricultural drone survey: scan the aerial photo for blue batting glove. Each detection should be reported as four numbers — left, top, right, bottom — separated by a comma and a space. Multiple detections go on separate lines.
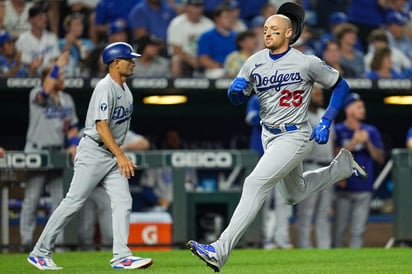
310, 118, 332, 144
229, 77, 249, 93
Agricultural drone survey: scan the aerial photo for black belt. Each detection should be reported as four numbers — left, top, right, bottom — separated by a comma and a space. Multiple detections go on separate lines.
83, 134, 104, 146
263, 124, 298, 134
32, 143, 63, 150
303, 160, 330, 166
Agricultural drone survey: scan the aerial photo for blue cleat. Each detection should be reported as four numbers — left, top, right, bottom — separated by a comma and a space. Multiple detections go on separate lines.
27, 255, 63, 270
186, 240, 220, 272
111, 256, 153, 269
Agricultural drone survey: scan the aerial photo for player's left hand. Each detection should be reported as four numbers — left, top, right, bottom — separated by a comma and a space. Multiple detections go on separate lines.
310, 119, 331, 144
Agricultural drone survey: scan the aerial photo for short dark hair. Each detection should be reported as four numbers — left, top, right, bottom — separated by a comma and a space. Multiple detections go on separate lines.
235, 30, 256, 50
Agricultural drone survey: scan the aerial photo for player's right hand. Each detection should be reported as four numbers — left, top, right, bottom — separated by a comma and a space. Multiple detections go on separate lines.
229, 77, 249, 93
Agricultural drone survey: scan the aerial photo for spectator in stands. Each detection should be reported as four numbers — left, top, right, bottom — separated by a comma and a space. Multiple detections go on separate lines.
15, 5, 60, 77
133, 34, 171, 77
197, 4, 237, 78
107, 20, 129, 43
333, 93, 385, 248
65, 0, 99, 41
128, 0, 176, 56
364, 28, 411, 75
346, 0, 386, 51
318, 11, 364, 56
334, 22, 365, 78
0, 146, 5, 158
224, 30, 257, 77
384, 11, 412, 60
223, 0, 247, 32
81, 44, 105, 78
322, 39, 357, 78
59, 13, 95, 77
365, 46, 405, 79
93, 0, 136, 44
167, 0, 214, 77
249, 15, 265, 51
385, 0, 411, 19
0, 30, 29, 77
295, 84, 334, 249
77, 130, 150, 251
0, 0, 34, 39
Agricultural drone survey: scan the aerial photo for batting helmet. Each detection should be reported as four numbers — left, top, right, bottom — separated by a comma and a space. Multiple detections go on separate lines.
277, 2, 305, 45
102, 42, 141, 64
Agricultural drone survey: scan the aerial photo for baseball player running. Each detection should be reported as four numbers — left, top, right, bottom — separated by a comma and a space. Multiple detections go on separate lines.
186, 3, 367, 272
27, 42, 153, 270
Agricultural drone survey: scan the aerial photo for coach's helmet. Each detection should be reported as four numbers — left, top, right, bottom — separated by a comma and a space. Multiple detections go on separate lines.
277, 2, 305, 45
102, 42, 141, 64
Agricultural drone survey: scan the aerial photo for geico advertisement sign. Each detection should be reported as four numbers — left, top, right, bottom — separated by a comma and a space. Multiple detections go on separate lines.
1, 153, 48, 168
169, 152, 233, 168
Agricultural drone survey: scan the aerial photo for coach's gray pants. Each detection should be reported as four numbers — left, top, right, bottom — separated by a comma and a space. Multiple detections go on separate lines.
332, 191, 372, 248
212, 125, 353, 268
31, 137, 133, 263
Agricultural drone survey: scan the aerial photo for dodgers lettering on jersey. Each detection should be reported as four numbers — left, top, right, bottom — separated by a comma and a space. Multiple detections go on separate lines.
83, 74, 133, 146
238, 48, 340, 127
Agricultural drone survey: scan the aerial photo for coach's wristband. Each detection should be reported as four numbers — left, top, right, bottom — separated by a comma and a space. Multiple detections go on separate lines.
50, 65, 59, 79
68, 136, 80, 146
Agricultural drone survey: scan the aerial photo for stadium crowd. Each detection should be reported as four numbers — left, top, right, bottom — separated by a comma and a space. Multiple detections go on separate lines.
1, 0, 412, 80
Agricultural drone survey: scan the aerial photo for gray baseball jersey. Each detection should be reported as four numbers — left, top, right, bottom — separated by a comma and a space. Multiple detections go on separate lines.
25, 87, 79, 151
83, 74, 133, 145
238, 48, 339, 127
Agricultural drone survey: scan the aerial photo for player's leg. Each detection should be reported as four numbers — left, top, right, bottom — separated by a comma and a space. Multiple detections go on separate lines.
30, 146, 110, 257
278, 148, 353, 205
261, 188, 277, 249
102, 171, 133, 263
315, 186, 333, 249
295, 191, 317, 248
332, 192, 351, 248
349, 192, 372, 248
46, 171, 65, 249
77, 193, 97, 250
273, 187, 292, 249
20, 171, 46, 250
211, 133, 310, 267
94, 186, 113, 250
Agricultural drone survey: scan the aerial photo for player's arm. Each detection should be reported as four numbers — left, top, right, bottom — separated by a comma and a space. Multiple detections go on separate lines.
96, 120, 137, 179
66, 125, 80, 161
227, 77, 250, 105
35, 51, 70, 103
310, 77, 350, 144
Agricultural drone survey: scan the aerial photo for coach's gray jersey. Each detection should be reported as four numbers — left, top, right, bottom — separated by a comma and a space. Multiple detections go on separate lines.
25, 87, 78, 151
83, 74, 133, 146
238, 48, 339, 127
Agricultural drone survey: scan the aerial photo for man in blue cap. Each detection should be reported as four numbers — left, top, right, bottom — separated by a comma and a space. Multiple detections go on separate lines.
333, 92, 385, 248
0, 30, 28, 77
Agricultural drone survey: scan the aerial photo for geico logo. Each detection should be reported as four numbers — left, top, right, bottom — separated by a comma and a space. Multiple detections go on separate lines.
142, 225, 158, 245
132, 78, 168, 88
378, 79, 411, 89
7, 153, 42, 168
124, 152, 136, 164
173, 78, 210, 89
6, 78, 41, 88
171, 152, 232, 167
215, 79, 233, 89
63, 78, 84, 88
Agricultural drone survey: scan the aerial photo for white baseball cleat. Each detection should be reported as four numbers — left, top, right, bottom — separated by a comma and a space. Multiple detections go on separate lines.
27, 255, 63, 270
111, 256, 153, 269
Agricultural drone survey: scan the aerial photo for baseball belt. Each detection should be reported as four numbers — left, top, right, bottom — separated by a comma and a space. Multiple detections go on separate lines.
263, 124, 298, 134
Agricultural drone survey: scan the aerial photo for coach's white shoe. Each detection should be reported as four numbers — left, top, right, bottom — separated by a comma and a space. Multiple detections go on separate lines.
27, 255, 63, 270
186, 240, 221, 272
111, 256, 153, 269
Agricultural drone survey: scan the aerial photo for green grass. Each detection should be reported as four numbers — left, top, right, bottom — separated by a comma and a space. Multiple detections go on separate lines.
1, 248, 411, 273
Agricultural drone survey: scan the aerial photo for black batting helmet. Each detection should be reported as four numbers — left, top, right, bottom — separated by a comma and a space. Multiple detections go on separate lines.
277, 2, 305, 45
